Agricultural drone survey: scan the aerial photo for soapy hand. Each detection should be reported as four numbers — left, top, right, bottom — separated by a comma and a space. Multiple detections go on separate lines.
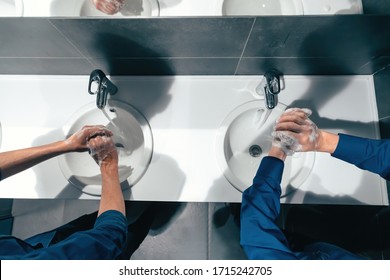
272, 108, 320, 155
92, 0, 125, 15
87, 134, 118, 167
65, 125, 113, 152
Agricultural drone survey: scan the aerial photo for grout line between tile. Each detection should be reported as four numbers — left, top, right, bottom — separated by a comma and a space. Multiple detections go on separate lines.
47, 19, 96, 69
373, 64, 390, 75
358, 59, 373, 70
234, 18, 256, 75
379, 116, 390, 121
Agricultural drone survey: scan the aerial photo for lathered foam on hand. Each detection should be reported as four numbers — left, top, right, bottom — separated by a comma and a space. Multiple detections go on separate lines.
272, 108, 319, 155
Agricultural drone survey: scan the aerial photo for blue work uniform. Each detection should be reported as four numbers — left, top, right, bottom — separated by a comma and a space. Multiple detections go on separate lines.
241, 134, 390, 260
0, 210, 127, 259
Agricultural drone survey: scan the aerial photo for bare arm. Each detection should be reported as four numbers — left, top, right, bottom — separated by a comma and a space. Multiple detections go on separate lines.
87, 135, 125, 217
99, 163, 125, 216
0, 141, 68, 181
0, 125, 112, 181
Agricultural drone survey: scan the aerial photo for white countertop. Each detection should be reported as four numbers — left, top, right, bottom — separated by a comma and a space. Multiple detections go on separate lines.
0, 75, 387, 205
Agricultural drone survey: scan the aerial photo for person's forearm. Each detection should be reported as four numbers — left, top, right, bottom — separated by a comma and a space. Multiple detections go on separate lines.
332, 134, 390, 180
241, 154, 296, 259
268, 146, 287, 161
98, 164, 125, 216
316, 131, 339, 154
0, 141, 70, 181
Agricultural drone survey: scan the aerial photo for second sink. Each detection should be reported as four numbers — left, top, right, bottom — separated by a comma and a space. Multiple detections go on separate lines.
0, 0, 23, 16
216, 100, 315, 197
216, 0, 304, 15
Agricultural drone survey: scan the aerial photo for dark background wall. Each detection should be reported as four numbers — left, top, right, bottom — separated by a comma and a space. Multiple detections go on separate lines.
0, 16, 389, 76
362, 0, 390, 14
376, 66, 390, 138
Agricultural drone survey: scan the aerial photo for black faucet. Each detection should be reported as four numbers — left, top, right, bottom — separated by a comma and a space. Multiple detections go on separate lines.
88, 69, 118, 110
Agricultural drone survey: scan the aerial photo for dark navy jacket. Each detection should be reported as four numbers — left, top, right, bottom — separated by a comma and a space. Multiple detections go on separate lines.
0, 210, 127, 259
241, 134, 390, 259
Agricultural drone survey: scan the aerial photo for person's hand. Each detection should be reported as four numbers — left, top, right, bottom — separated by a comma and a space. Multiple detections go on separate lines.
87, 134, 118, 168
272, 108, 320, 154
92, 0, 125, 15
65, 125, 113, 153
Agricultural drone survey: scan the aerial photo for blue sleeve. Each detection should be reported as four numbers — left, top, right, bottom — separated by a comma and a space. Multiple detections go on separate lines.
332, 134, 390, 180
22, 210, 127, 260
240, 156, 297, 260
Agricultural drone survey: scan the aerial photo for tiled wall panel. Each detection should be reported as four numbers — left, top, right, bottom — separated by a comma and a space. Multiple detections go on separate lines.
0, 16, 389, 75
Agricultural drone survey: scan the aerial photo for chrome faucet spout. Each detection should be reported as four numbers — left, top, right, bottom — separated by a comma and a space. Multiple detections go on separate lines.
264, 87, 278, 109
258, 69, 282, 109
88, 69, 118, 110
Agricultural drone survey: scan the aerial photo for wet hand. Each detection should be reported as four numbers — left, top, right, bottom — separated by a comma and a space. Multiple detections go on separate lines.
65, 125, 113, 152
87, 134, 118, 168
272, 108, 321, 154
92, 0, 125, 15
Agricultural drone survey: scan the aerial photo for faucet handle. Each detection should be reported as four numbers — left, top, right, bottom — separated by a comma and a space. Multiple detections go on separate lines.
88, 69, 118, 110
264, 69, 281, 94
88, 69, 107, 95
268, 76, 280, 94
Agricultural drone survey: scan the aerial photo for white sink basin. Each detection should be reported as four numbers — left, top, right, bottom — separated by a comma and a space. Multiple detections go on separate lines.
50, 0, 159, 17
0, 0, 23, 16
301, 0, 363, 15
215, 0, 304, 15
216, 100, 315, 197
58, 100, 153, 196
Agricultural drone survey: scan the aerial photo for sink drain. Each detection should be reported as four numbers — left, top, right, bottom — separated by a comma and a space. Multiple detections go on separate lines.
249, 145, 262, 157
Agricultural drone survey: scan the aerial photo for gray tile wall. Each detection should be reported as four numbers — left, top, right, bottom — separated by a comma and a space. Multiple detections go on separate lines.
0, 199, 13, 235
373, 65, 390, 200
362, 0, 390, 14
374, 66, 390, 139
0, 16, 389, 75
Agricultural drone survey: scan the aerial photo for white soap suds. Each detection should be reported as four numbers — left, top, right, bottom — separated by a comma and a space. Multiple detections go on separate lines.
88, 135, 116, 166
272, 108, 319, 154
272, 131, 302, 155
